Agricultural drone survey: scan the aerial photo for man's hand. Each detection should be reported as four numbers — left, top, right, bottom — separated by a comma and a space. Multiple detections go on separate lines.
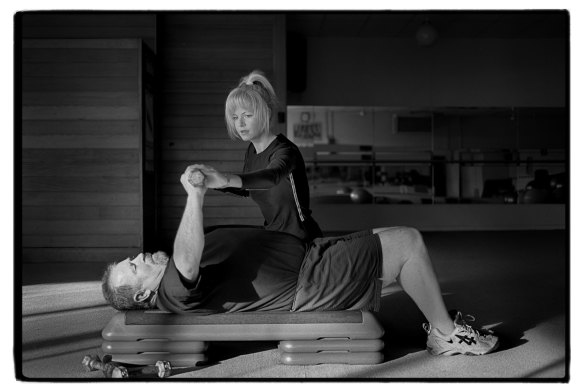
180, 166, 207, 197
188, 170, 205, 187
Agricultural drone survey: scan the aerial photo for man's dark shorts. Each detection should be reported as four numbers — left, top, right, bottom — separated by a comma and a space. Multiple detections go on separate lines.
291, 230, 383, 312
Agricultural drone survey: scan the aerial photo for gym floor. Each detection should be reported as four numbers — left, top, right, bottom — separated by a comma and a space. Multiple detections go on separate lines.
19, 230, 568, 381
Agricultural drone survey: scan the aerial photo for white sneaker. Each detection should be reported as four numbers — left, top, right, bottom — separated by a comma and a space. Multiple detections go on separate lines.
423, 311, 499, 356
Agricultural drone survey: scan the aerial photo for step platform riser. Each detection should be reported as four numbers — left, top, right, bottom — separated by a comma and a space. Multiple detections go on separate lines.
281, 352, 385, 365
103, 341, 209, 354
279, 339, 384, 353
110, 353, 207, 367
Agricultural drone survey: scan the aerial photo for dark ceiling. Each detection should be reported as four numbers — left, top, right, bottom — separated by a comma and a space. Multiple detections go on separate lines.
286, 11, 568, 39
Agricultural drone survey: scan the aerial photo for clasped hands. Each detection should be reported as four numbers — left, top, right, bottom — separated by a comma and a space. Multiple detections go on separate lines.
180, 164, 229, 195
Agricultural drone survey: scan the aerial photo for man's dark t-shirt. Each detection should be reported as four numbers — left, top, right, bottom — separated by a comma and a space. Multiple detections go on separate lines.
156, 228, 306, 313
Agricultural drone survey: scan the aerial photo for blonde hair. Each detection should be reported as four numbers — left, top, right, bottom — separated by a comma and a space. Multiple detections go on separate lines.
224, 70, 279, 141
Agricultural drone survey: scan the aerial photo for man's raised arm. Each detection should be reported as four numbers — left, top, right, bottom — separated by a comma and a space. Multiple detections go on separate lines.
173, 166, 207, 281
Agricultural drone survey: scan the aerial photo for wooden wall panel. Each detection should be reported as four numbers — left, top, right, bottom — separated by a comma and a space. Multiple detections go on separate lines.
22, 206, 141, 220
22, 248, 141, 264
22, 135, 139, 149
20, 13, 157, 52
22, 177, 140, 193
23, 120, 140, 135
22, 234, 141, 248
21, 39, 143, 266
22, 192, 140, 207
22, 77, 138, 92
157, 14, 285, 249
19, 13, 287, 268
23, 92, 138, 107
22, 106, 139, 121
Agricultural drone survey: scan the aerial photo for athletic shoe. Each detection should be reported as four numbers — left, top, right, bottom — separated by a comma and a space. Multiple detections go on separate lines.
423, 311, 499, 356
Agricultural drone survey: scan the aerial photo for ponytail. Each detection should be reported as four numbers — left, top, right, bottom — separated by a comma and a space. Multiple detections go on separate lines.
238, 70, 279, 114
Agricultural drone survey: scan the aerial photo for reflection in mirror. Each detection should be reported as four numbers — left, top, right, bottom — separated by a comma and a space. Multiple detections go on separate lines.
287, 106, 567, 205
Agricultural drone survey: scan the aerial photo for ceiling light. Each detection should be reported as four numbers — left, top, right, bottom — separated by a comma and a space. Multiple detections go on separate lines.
416, 20, 438, 47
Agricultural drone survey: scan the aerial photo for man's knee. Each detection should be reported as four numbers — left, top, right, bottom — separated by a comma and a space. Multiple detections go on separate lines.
378, 227, 430, 282
377, 227, 422, 281
378, 226, 423, 248
405, 227, 424, 249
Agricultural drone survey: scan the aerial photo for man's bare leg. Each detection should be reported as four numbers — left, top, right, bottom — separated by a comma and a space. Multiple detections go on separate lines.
372, 227, 454, 334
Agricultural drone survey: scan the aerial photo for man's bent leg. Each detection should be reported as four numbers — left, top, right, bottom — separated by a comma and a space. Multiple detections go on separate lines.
376, 227, 455, 335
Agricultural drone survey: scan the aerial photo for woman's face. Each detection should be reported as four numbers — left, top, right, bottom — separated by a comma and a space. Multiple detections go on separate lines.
231, 106, 263, 142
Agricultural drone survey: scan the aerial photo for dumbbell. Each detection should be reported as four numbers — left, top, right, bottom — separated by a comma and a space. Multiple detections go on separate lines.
82, 355, 172, 378
110, 360, 172, 379
81, 354, 123, 378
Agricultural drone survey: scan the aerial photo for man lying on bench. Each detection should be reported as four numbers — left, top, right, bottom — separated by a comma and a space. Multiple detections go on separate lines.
101, 166, 499, 357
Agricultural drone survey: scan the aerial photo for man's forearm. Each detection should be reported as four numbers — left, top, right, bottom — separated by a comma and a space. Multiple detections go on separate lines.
173, 193, 205, 281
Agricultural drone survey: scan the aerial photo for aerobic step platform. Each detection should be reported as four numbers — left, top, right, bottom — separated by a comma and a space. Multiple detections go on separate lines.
102, 310, 385, 366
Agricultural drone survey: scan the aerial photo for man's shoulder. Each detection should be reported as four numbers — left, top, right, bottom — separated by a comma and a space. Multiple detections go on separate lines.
160, 256, 199, 287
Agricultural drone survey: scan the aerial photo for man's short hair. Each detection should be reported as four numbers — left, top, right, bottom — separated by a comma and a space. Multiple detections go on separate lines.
101, 262, 155, 311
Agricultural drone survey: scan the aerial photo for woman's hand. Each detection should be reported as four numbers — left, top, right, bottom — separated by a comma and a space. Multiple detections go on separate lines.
189, 164, 230, 189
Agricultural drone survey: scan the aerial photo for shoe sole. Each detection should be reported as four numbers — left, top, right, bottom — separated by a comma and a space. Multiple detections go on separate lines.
427, 339, 500, 356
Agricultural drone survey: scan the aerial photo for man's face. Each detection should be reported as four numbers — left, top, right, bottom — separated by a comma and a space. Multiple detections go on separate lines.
110, 251, 169, 293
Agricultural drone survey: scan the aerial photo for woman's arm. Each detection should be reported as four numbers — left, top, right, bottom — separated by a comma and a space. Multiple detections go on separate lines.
194, 147, 298, 190
238, 148, 296, 189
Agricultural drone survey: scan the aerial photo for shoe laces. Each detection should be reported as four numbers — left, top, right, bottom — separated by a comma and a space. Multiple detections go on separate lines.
454, 311, 494, 339
422, 313, 477, 336
422, 322, 432, 335
454, 312, 476, 326
423, 311, 494, 339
